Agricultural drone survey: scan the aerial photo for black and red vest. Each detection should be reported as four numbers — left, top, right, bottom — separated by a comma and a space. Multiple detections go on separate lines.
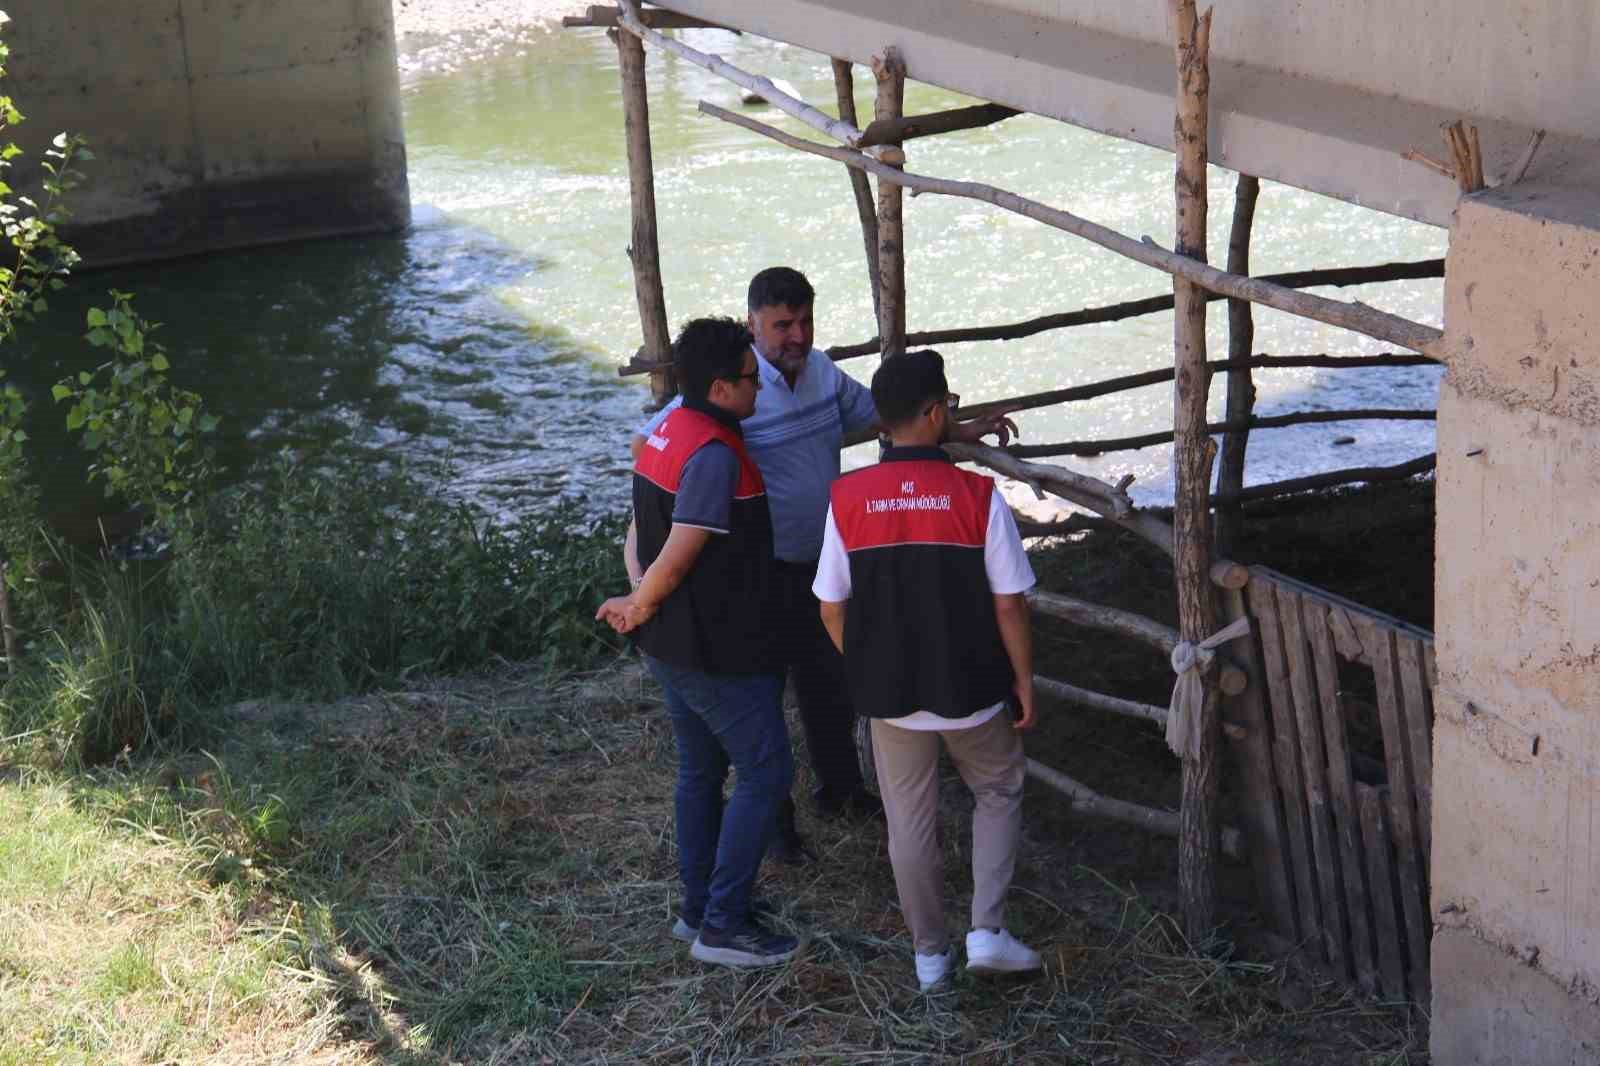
828, 446, 1013, 719
632, 402, 779, 675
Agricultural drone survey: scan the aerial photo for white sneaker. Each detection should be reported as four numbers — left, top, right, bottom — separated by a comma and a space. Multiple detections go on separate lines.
915, 948, 953, 992
965, 928, 1042, 975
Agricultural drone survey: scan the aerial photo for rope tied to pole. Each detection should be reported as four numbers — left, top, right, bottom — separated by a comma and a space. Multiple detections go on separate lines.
1165, 615, 1252, 759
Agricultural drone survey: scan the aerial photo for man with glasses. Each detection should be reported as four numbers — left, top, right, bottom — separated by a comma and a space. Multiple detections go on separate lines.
598, 316, 799, 968
813, 349, 1042, 992
631, 268, 1017, 861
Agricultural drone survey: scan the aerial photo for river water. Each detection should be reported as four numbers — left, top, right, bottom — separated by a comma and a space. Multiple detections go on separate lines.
9, 28, 1446, 525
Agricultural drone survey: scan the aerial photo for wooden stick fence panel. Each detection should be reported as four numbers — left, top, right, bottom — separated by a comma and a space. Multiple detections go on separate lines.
1358, 782, 1409, 998
1359, 616, 1432, 1005
1220, 583, 1299, 940
1276, 584, 1353, 979
823, 259, 1444, 361
1396, 635, 1435, 861
0, 560, 17, 674
830, 59, 882, 325
1248, 577, 1326, 960
1009, 409, 1435, 460
1217, 173, 1260, 556
695, 102, 1446, 357
1025, 757, 1246, 860
1306, 596, 1380, 994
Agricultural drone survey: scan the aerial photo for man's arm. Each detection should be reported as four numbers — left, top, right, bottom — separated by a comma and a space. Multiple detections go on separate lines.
993, 592, 1036, 730
597, 523, 712, 634
623, 518, 643, 584
819, 600, 846, 654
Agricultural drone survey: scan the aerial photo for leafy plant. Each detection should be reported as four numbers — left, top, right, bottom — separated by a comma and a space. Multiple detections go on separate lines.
0, 8, 89, 646
52, 292, 219, 528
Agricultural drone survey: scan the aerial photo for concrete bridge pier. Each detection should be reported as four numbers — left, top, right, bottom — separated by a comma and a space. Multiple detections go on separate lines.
7, 0, 409, 266
1432, 183, 1600, 1065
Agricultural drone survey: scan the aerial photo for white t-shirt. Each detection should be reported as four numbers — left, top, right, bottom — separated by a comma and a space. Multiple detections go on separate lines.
813, 487, 1035, 731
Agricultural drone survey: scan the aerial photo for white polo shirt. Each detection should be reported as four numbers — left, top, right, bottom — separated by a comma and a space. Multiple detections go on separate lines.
813, 488, 1036, 730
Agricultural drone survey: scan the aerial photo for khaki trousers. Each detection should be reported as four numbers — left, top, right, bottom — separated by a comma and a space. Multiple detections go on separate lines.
870, 712, 1026, 956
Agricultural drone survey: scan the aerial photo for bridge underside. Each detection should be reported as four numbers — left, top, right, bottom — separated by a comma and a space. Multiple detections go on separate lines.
661, 0, 1600, 228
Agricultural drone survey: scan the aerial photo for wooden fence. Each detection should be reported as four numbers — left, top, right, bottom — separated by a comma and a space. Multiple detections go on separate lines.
1221, 567, 1435, 1003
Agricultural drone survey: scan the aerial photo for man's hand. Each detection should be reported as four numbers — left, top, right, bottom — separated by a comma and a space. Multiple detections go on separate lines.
950, 409, 1022, 448
1010, 674, 1037, 731
596, 594, 656, 634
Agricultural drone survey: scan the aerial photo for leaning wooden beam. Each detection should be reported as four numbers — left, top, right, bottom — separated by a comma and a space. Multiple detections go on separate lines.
824, 259, 1444, 362
695, 101, 1446, 358
1009, 408, 1437, 460
831, 59, 881, 325
1171, 0, 1221, 944
615, 0, 865, 147
1215, 173, 1261, 556
1037, 674, 1167, 727
1216, 453, 1437, 506
1029, 588, 1179, 655
856, 102, 1020, 148
944, 441, 1178, 558
1025, 757, 1246, 860
872, 49, 908, 359
564, 4, 734, 30
613, 25, 675, 404
953, 353, 1439, 422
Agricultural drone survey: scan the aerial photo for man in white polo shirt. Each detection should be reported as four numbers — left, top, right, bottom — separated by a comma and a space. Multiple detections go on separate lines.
631, 268, 1016, 861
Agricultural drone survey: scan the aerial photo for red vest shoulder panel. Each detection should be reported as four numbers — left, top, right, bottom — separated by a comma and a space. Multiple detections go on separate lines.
830, 459, 992, 551
635, 408, 764, 499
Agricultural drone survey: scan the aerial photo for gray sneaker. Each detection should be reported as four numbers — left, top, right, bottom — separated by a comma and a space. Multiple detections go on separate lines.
670, 898, 778, 943
690, 919, 799, 968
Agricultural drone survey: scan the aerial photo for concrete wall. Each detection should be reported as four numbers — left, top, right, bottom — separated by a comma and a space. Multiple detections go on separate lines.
1432, 184, 1600, 1064
662, 0, 1600, 227
6, 0, 409, 266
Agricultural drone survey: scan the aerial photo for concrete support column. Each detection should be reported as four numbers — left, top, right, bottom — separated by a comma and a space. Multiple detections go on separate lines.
8, 0, 409, 266
1431, 185, 1600, 1064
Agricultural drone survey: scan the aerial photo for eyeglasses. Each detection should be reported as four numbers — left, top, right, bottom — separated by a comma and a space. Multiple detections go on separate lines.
726, 369, 761, 385
922, 392, 960, 416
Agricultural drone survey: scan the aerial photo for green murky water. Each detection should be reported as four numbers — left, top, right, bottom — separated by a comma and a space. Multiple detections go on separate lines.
5, 28, 1447, 527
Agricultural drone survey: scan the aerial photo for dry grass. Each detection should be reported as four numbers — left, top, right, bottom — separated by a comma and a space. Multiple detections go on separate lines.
2, 653, 1428, 1064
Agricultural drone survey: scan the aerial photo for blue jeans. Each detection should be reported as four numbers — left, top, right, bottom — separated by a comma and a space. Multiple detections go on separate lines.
644, 654, 792, 933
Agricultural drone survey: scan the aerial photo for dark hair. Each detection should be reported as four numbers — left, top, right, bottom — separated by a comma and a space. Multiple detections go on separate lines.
870, 350, 949, 429
747, 267, 815, 314
673, 316, 754, 402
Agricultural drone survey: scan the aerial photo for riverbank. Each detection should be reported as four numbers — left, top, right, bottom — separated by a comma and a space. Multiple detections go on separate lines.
0, 471, 1435, 1062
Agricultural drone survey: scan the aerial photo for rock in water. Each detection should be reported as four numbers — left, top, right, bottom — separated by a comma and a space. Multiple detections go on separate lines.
742, 79, 800, 107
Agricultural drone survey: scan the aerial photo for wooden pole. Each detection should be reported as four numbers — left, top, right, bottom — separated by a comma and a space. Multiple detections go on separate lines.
612, 27, 675, 404
695, 101, 1446, 358
872, 49, 907, 360
831, 59, 882, 326
0, 560, 17, 675
1215, 174, 1259, 556
1171, 0, 1221, 944
856, 102, 1019, 148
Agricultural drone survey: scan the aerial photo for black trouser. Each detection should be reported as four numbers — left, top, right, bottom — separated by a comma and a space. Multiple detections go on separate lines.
773, 558, 864, 803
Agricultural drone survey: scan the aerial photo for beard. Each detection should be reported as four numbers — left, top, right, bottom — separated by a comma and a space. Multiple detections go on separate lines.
770, 346, 808, 377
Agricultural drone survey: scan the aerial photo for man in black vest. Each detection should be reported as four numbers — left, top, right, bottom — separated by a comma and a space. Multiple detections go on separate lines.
597, 317, 798, 968
812, 350, 1043, 992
